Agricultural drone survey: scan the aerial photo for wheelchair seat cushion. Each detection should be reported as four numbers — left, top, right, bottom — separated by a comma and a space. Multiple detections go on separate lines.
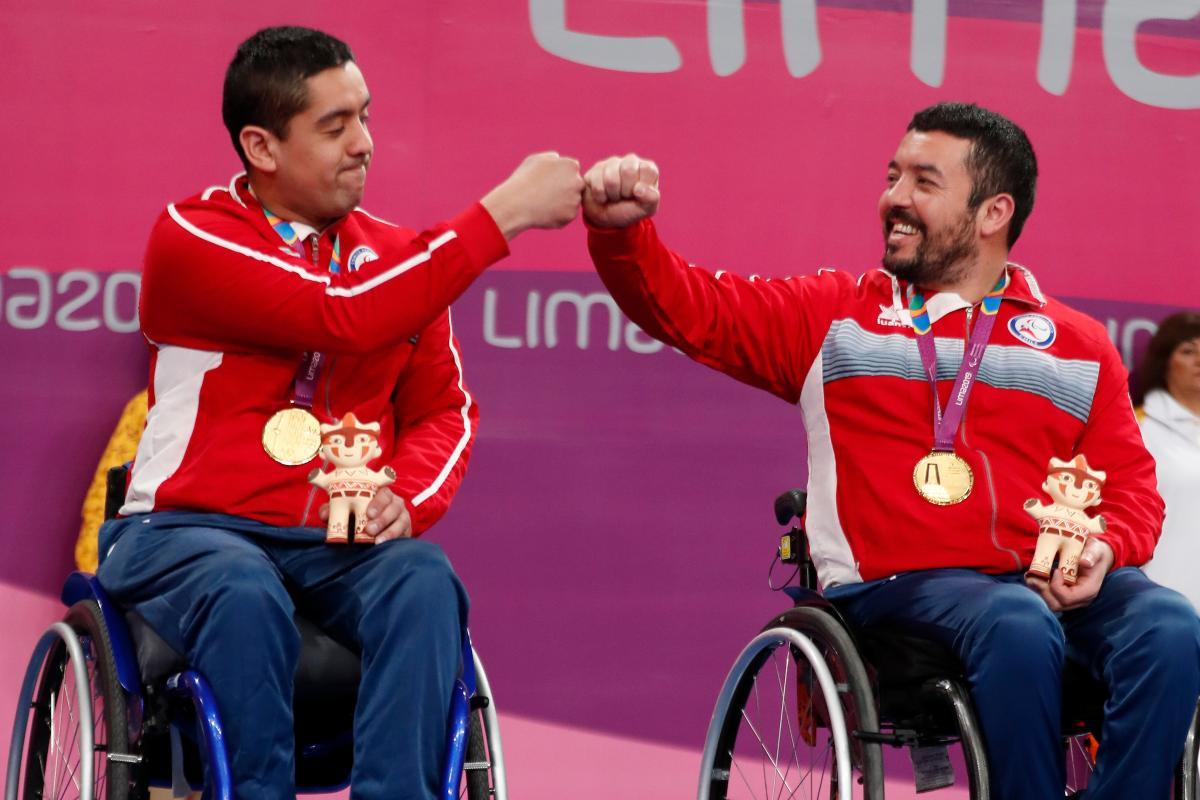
854, 624, 1107, 735
854, 626, 966, 688
126, 611, 362, 701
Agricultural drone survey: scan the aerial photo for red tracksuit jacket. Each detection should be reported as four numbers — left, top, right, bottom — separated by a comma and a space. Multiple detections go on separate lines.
589, 219, 1163, 587
122, 175, 508, 535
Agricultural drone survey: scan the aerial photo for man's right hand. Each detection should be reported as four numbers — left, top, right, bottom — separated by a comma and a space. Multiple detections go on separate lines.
582, 154, 661, 228
481, 152, 584, 240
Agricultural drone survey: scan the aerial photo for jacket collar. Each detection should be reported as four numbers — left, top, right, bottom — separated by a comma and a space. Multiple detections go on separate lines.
884, 262, 1047, 326
233, 174, 346, 241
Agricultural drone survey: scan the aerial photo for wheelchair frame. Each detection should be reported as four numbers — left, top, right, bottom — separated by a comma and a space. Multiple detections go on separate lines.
6, 571, 508, 800
696, 489, 1200, 799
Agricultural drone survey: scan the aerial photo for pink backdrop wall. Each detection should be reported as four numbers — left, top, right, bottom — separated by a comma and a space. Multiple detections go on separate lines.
3, 2, 1198, 796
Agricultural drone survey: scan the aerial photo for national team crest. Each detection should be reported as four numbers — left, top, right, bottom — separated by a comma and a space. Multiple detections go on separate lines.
1007, 313, 1056, 349
346, 245, 379, 272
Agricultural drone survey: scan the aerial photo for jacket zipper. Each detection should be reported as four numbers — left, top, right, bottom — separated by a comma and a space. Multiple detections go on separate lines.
300, 232, 335, 527
960, 304, 1022, 569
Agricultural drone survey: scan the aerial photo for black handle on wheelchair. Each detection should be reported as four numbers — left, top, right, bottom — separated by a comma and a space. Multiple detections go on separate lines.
774, 489, 807, 526
104, 463, 131, 521
772, 489, 818, 591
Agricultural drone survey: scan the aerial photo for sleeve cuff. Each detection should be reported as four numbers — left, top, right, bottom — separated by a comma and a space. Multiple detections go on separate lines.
452, 203, 510, 269
1092, 533, 1126, 569
585, 216, 652, 239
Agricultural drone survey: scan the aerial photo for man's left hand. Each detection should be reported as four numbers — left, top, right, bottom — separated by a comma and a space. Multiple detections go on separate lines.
1025, 538, 1114, 611
318, 487, 413, 543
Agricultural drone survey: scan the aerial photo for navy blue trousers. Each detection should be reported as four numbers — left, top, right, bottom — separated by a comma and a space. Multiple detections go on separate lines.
97, 512, 469, 800
829, 568, 1200, 800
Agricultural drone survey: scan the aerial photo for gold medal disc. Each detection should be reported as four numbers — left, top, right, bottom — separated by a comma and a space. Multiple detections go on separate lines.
262, 408, 322, 465
913, 451, 973, 505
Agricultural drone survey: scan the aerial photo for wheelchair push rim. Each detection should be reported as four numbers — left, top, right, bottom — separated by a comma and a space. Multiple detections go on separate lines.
699, 626, 868, 800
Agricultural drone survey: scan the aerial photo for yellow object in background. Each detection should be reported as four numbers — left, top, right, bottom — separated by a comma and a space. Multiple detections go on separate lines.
76, 390, 148, 572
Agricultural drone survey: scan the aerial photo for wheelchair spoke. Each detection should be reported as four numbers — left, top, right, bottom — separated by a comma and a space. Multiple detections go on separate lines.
90, 655, 109, 796
781, 750, 829, 800
52, 721, 80, 799
777, 647, 820, 800
789, 742, 830, 800
784, 668, 812, 799
59, 682, 83, 798
772, 648, 789, 800
732, 744, 765, 798
56, 682, 84, 799
728, 737, 800, 800
739, 707, 799, 796
48, 687, 60, 800
57, 751, 84, 800
53, 685, 76, 800
751, 670, 770, 799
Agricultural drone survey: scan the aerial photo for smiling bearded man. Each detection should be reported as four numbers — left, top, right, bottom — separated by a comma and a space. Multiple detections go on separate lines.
582, 102, 1200, 800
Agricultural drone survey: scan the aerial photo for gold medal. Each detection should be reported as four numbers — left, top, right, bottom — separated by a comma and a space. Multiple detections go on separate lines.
262, 407, 322, 465
913, 451, 973, 505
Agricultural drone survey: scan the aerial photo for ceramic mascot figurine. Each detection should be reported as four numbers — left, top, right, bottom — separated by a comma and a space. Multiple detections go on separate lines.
1024, 454, 1107, 585
307, 412, 396, 544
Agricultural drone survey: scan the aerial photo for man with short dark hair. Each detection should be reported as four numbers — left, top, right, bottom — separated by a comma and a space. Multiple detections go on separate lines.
583, 102, 1200, 798
98, 25, 583, 799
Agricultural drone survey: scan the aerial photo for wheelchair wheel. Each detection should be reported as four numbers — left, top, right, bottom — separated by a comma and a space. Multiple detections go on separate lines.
21, 601, 131, 800
699, 607, 884, 799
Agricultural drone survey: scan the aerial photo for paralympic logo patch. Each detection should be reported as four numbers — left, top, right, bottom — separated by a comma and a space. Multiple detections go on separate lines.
346, 245, 380, 272
1008, 313, 1056, 349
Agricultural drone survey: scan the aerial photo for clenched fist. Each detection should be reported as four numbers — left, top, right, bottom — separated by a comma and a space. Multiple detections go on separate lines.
582, 154, 661, 228
482, 152, 584, 239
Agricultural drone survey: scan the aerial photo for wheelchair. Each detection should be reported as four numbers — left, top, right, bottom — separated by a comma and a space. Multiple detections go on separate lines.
5, 467, 507, 800
697, 490, 1200, 799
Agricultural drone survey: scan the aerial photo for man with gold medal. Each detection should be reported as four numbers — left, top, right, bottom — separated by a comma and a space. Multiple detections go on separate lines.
584, 103, 1200, 798
95, 26, 586, 800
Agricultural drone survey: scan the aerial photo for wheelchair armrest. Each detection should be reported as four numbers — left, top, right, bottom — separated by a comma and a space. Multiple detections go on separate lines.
61, 571, 143, 695
774, 489, 808, 526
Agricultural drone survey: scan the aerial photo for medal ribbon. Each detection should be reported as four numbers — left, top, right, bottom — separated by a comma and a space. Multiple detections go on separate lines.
262, 208, 342, 271
909, 272, 1008, 452
262, 206, 342, 409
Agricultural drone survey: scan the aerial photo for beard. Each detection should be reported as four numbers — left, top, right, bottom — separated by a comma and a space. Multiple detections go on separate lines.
882, 209, 977, 287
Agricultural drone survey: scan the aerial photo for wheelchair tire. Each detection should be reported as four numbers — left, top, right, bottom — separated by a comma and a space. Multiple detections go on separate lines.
700, 607, 884, 799
22, 600, 132, 800
463, 708, 491, 800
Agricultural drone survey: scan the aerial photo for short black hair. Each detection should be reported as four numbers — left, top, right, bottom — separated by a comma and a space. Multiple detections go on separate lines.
222, 26, 355, 169
908, 102, 1038, 247
1135, 311, 1200, 405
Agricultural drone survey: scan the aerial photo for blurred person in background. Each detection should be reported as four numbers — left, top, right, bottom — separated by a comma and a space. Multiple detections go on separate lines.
1137, 311, 1200, 611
